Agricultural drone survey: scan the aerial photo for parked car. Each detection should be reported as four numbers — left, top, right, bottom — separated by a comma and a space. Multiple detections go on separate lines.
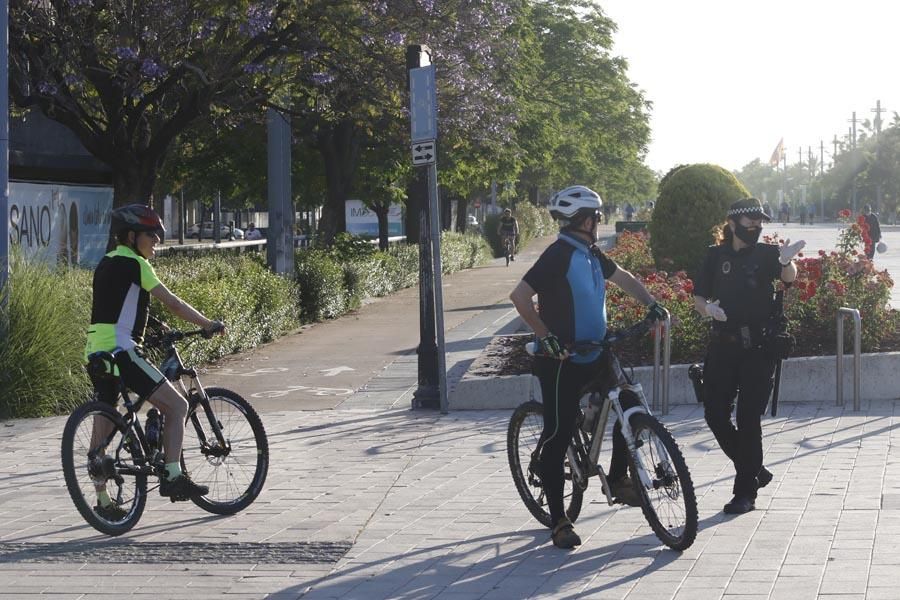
187, 222, 245, 240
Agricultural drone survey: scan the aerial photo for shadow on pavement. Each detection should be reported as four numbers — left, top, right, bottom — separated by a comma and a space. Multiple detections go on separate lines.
277, 514, 722, 599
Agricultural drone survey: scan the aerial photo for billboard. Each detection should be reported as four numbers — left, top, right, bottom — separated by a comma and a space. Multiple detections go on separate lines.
8, 182, 114, 268
345, 200, 404, 237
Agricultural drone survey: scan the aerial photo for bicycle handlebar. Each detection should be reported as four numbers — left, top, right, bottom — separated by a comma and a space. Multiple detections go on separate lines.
525, 318, 654, 357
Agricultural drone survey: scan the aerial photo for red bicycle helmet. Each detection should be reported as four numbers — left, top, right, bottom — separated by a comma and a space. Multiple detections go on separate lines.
109, 204, 165, 237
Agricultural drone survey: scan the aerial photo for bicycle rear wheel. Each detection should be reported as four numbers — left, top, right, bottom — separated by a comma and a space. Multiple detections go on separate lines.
182, 387, 269, 515
507, 401, 583, 528
626, 412, 697, 551
61, 401, 147, 536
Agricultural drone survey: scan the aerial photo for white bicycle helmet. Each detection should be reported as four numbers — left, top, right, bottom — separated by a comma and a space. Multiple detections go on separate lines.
549, 185, 602, 225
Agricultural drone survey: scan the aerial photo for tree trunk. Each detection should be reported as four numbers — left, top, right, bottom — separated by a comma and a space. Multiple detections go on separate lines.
372, 203, 389, 250
112, 161, 158, 208
316, 121, 361, 246
456, 196, 469, 233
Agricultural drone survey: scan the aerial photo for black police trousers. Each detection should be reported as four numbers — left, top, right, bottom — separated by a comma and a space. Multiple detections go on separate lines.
702, 341, 776, 499
534, 356, 628, 526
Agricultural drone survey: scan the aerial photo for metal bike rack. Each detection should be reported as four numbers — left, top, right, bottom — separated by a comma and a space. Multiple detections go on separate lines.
652, 311, 672, 415
836, 307, 862, 411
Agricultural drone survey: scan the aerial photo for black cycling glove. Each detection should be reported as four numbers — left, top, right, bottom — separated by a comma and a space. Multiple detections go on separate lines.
645, 301, 668, 323
539, 334, 567, 360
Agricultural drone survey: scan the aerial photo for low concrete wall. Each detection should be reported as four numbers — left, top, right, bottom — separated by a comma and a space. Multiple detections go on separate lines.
448, 351, 900, 410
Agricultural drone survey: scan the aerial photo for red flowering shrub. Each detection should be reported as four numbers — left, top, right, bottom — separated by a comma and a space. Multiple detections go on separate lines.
774, 217, 898, 353
607, 230, 654, 275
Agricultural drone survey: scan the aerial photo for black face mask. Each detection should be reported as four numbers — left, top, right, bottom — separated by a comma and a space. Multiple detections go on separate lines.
733, 223, 762, 245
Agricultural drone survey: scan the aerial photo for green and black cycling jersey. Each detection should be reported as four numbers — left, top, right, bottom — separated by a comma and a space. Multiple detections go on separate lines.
498, 216, 517, 235
85, 245, 161, 359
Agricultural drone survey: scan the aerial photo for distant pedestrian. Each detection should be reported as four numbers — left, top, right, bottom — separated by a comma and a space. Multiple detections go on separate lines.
245, 223, 263, 241
861, 204, 882, 260
779, 201, 790, 224
625, 202, 635, 222
807, 203, 814, 225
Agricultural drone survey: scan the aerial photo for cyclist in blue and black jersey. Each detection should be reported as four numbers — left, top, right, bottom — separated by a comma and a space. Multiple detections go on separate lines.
509, 185, 668, 549
86, 204, 226, 519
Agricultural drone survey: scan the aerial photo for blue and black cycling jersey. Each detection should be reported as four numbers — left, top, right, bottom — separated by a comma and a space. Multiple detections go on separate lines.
523, 233, 618, 364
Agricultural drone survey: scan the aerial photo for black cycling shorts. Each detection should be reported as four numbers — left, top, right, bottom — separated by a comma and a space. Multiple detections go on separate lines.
89, 347, 167, 405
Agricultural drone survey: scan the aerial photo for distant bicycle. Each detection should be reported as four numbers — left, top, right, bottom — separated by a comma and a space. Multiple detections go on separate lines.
502, 235, 516, 267
507, 319, 698, 551
61, 328, 269, 536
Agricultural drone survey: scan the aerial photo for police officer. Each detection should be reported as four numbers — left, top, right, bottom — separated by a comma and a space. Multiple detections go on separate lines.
692, 197, 805, 514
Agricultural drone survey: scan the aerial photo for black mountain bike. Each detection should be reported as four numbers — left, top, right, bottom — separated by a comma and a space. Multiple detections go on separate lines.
507, 319, 698, 551
61, 328, 269, 536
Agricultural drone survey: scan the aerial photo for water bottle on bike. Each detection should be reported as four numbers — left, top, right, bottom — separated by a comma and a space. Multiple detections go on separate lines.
144, 408, 164, 464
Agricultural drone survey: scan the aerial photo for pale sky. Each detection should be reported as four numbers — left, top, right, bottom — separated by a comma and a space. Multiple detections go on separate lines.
601, 0, 900, 176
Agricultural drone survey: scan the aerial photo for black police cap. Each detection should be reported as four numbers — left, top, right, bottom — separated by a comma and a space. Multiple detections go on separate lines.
727, 197, 771, 222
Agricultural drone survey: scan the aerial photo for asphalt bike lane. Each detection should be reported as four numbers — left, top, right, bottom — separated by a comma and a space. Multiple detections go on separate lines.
203, 234, 561, 412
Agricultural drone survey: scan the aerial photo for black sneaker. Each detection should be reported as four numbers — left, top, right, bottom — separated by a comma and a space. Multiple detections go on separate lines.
94, 503, 129, 521
757, 467, 773, 489
159, 475, 209, 501
608, 476, 642, 507
551, 518, 581, 549
723, 495, 755, 515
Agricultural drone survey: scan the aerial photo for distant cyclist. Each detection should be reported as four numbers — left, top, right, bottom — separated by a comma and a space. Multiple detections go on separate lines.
85, 204, 226, 519
497, 208, 519, 260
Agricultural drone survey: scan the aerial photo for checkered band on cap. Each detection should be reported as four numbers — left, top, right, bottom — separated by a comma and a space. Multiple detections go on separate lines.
728, 206, 765, 217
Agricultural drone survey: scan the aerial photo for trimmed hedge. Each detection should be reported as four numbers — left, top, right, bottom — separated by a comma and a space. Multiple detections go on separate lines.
152, 253, 301, 366
649, 163, 749, 275
0, 232, 491, 418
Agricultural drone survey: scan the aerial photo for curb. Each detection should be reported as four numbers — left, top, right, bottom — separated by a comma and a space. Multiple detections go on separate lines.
449, 350, 900, 410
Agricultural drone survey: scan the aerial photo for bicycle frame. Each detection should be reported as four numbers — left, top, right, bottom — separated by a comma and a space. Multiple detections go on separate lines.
158, 340, 232, 461
87, 332, 232, 479
566, 353, 660, 506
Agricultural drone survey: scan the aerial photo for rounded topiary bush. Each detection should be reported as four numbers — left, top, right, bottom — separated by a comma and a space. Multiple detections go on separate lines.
649, 163, 749, 275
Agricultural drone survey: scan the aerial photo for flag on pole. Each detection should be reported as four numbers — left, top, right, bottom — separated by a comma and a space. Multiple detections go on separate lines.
769, 138, 784, 167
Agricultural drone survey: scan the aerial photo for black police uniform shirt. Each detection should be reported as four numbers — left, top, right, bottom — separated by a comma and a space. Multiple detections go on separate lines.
523, 233, 618, 364
692, 242, 781, 330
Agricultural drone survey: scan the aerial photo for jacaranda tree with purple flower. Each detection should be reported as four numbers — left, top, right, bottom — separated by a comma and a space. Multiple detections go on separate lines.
10, 0, 313, 207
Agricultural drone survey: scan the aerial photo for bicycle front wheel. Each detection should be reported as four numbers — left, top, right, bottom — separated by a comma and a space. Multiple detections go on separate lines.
626, 412, 698, 551
182, 387, 269, 515
61, 401, 147, 536
507, 401, 583, 528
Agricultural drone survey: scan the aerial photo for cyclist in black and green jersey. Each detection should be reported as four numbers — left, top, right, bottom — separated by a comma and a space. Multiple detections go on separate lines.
86, 204, 225, 518
497, 208, 519, 259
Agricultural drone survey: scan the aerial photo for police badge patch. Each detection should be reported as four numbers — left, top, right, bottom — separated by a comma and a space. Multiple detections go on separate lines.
721, 260, 731, 274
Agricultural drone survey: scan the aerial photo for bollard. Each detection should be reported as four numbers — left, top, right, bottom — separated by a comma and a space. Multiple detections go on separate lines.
836, 307, 861, 411
652, 310, 672, 415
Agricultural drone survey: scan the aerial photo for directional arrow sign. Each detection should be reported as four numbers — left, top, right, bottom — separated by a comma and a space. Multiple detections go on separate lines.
320, 366, 355, 377
412, 140, 436, 166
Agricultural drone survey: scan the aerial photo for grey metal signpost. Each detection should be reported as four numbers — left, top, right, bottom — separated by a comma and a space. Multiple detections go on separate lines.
408, 47, 448, 413
1, 0, 8, 311
266, 106, 294, 275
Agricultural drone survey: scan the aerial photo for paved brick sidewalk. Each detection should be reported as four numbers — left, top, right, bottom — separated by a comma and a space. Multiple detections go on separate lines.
2, 397, 899, 599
